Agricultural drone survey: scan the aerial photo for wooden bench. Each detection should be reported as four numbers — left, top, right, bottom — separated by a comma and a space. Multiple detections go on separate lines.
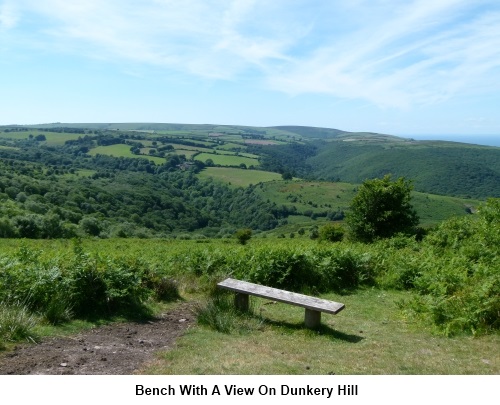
217, 278, 345, 328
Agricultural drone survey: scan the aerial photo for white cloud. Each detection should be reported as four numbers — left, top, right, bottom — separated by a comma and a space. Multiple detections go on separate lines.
4, 0, 500, 109
0, 1, 18, 30
268, 0, 500, 108
8, 0, 298, 79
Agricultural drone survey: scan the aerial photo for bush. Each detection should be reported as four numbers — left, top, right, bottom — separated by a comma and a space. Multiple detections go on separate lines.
235, 228, 252, 245
346, 175, 419, 242
318, 223, 344, 242
246, 247, 313, 291
400, 198, 500, 334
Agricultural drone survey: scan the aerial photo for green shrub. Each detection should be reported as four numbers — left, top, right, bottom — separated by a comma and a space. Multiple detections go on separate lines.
401, 198, 500, 334
318, 223, 344, 242
143, 271, 181, 301
235, 228, 252, 245
245, 247, 312, 291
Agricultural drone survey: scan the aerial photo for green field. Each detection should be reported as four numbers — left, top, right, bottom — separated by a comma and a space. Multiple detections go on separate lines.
198, 167, 282, 187
256, 180, 357, 211
215, 142, 248, 151
256, 180, 483, 227
88, 144, 166, 164
165, 143, 214, 153
148, 289, 500, 374
0, 130, 82, 145
194, 153, 260, 167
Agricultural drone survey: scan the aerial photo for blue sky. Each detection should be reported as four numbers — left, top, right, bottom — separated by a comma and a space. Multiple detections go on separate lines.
1, 0, 500, 144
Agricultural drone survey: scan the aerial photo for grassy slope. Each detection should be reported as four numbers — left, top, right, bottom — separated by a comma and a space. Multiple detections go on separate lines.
5, 123, 498, 199
255, 180, 481, 227
194, 153, 259, 167
198, 167, 282, 187
145, 289, 500, 375
307, 139, 500, 198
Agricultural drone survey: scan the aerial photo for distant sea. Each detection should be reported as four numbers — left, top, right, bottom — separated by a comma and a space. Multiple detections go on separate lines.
400, 135, 500, 147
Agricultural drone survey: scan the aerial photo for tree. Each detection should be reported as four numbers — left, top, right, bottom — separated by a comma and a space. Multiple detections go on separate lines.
346, 175, 419, 242
79, 217, 102, 237
235, 228, 252, 245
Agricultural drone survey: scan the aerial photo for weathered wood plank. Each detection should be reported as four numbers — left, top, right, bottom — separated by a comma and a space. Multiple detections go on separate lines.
217, 278, 345, 315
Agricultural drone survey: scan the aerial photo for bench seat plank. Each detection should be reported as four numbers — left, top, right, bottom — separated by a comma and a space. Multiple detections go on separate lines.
217, 278, 345, 315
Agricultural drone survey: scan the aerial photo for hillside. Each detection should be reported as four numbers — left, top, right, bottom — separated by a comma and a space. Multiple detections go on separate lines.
0, 123, 497, 239
305, 138, 500, 198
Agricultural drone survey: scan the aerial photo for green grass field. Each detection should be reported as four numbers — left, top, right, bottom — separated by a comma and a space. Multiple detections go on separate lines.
215, 142, 248, 151
256, 180, 357, 212
165, 143, 214, 153
194, 153, 260, 167
198, 167, 282, 187
145, 288, 500, 375
256, 180, 482, 227
0, 130, 82, 145
88, 144, 166, 164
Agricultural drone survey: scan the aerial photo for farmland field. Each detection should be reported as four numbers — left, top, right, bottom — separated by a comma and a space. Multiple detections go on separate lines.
215, 142, 248, 151
198, 167, 282, 187
0, 130, 82, 145
194, 152, 260, 167
88, 144, 166, 164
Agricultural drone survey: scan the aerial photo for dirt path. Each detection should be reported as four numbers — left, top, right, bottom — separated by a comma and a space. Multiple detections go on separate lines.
0, 303, 195, 375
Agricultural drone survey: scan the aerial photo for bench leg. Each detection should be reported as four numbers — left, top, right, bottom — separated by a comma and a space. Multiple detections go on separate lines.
234, 293, 249, 312
304, 309, 321, 328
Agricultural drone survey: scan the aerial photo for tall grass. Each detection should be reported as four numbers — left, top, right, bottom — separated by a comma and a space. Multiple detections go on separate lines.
0, 301, 39, 348
195, 289, 264, 334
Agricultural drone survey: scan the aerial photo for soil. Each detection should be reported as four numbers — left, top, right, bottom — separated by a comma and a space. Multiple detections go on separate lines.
0, 302, 195, 375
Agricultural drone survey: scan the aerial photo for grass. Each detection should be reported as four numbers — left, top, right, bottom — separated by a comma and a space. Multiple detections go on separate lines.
256, 180, 356, 218
0, 301, 40, 347
194, 153, 260, 167
198, 167, 282, 187
256, 180, 483, 227
144, 289, 500, 375
0, 130, 82, 145
164, 143, 214, 153
88, 144, 166, 164
0, 237, 498, 374
215, 142, 248, 151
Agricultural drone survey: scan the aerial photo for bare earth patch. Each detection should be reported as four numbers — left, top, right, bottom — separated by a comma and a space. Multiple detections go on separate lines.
0, 303, 194, 375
